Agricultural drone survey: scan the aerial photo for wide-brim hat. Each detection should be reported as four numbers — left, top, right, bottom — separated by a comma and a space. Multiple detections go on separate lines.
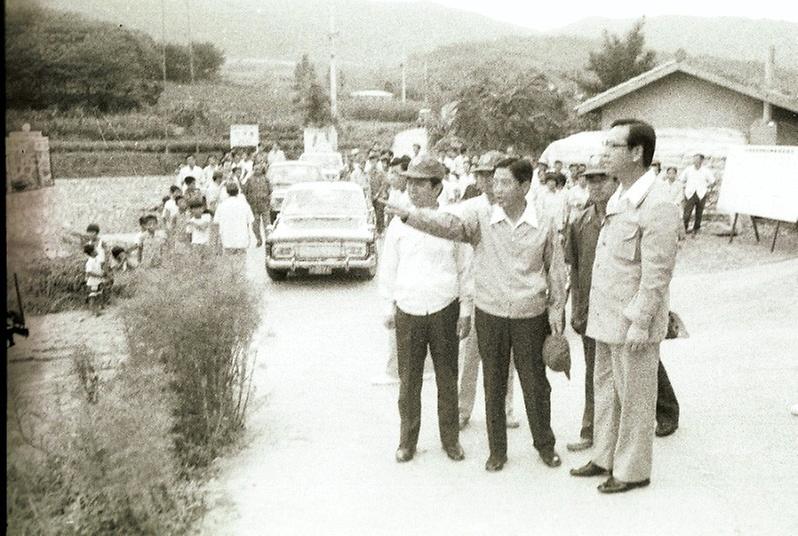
402, 157, 446, 180
542, 334, 571, 379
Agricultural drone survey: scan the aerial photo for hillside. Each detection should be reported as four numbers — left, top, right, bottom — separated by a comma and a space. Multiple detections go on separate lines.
407, 34, 798, 104
42, 0, 533, 65
555, 16, 798, 71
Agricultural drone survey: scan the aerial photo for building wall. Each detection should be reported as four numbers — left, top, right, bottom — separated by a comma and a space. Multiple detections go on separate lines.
599, 72, 763, 132
773, 107, 798, 145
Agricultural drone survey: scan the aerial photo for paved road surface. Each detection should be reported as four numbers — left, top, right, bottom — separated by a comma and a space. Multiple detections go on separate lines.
201, 251, 798, 536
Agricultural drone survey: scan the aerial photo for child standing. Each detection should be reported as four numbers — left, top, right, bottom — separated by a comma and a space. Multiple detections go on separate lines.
186, 200, 213, 258
137, 215, 167, 268
84, 243, 106, 316
84, 223, 106, 264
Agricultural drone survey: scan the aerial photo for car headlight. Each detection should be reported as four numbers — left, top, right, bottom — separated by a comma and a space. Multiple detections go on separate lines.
272, 244, 295, 258
344, 242, 367, 258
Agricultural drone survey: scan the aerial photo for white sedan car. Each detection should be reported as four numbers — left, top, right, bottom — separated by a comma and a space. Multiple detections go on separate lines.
298, 152, 344, 181
265, 182, 377, 281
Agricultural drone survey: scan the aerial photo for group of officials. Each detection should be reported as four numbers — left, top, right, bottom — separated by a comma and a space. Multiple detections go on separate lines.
379, 119, 682, 494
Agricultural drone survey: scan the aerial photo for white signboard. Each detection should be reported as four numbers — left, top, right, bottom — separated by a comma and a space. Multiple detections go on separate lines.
303, 126, 338, 153
230, 124, 259, 148
716, 145, 798, 223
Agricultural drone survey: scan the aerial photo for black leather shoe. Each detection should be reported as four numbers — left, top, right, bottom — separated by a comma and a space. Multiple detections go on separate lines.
597, 476, 650, 494
395, 447, 415, 463
443, 443, 465, 461
570, 461, 610, 477
539, 449, 561, 468
485, 455, 507, 472
655, 422, 678, 437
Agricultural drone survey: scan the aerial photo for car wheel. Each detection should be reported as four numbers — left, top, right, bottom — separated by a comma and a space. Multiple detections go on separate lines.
266, 267, 288, 282
356, 261, 378, 281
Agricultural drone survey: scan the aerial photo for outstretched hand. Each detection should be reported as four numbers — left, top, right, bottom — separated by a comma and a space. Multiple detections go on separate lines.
384, 202, 411, 221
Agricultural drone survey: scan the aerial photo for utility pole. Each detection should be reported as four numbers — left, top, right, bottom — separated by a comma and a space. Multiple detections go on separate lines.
184, 0, 198, 154
328, 1, 339, 119
423, 60, 429, 105
400, 46, 407, 104
160, 0, 169, 154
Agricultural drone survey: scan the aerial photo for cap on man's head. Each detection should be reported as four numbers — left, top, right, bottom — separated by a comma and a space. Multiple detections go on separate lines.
86, 223, 100, 233
402, 156, 446, 180
474, 150, 505, 172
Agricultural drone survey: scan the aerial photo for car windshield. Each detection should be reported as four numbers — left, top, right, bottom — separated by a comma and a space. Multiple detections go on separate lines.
281, 188, 366, 218
299, 153, 342, 169
267, 165, 323, 185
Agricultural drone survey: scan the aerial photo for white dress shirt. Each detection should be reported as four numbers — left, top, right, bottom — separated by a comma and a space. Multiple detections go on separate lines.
177, 164, 203, 186
679, 165, 715, 200
607, 169, 658, 213
213, 195, 254, 249
379, 210, 473, 318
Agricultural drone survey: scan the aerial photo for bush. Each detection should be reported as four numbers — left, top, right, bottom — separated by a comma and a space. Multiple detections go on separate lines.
340, 99, 422, 123
6, 253, 138, 315
6, 345, 203, 534
121, 257, 260, 470
5, 2, 163, 112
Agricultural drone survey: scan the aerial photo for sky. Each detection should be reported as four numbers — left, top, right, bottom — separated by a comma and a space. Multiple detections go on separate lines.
374, 0, 798, 31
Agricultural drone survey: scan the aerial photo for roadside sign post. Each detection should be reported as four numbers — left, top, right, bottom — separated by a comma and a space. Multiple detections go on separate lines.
230, 124, 260, 148
718, 145, 798, 253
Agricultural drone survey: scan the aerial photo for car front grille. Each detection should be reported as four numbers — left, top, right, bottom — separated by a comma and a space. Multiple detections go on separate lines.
296, 243, 344, 259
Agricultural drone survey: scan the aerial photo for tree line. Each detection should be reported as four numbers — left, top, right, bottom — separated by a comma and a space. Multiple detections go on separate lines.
5, 1, 225, 113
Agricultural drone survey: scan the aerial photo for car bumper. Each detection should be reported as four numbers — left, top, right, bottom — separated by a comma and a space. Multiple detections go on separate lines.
266, 255, 376, 271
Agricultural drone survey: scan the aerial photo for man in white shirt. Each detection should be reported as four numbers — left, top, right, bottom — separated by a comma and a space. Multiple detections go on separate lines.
410, 143, 423, 165
379, 157, 473, 464
176, 155, 203, 187
201, 155, 218, 191
267, 142, 286, 165
679, 153, 716, 235
213, 182, 254, 256
239, 150, 255, 185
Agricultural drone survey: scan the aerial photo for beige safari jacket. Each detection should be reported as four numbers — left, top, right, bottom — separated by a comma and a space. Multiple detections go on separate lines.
586, 171, 681, 344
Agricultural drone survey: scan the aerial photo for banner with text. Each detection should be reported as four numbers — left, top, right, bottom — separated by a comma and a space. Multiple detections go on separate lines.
716, 145, 798, 223
230, 124, 259, 148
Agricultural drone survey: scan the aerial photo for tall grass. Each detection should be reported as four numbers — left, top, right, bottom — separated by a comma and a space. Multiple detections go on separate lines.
6, 344, 204, 535
121, 256, 260, 470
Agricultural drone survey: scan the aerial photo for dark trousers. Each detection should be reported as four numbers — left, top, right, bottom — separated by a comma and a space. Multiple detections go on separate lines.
580, 336, 597, 440
581, 334, 679, 440
373, 200, 385, 234
683, 193, 707, 232
252, 209, 271, 242
475, 308, 555, 459
395, 300, 460, 450
656, 360, 680, 427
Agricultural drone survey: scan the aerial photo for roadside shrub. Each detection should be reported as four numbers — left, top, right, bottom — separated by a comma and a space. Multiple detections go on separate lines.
6, 345, 203, 535
121, 256, 260, 470
6, 253, 138, 315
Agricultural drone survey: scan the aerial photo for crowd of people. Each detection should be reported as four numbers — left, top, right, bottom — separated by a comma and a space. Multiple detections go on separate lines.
73, 127, 706, 494
377, 119, 687, 494
75, 145, 288, 315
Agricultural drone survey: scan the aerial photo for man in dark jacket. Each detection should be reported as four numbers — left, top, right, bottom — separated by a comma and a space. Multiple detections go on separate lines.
243, 163, 271, 247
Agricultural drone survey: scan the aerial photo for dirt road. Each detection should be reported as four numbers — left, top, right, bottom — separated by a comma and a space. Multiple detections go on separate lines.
201, 251, 798, 536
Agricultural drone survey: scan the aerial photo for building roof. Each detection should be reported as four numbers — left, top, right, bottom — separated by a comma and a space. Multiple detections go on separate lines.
576, 60, 798, 116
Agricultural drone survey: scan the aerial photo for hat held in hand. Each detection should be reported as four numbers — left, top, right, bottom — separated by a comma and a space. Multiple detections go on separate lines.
543, 334, 571, 379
